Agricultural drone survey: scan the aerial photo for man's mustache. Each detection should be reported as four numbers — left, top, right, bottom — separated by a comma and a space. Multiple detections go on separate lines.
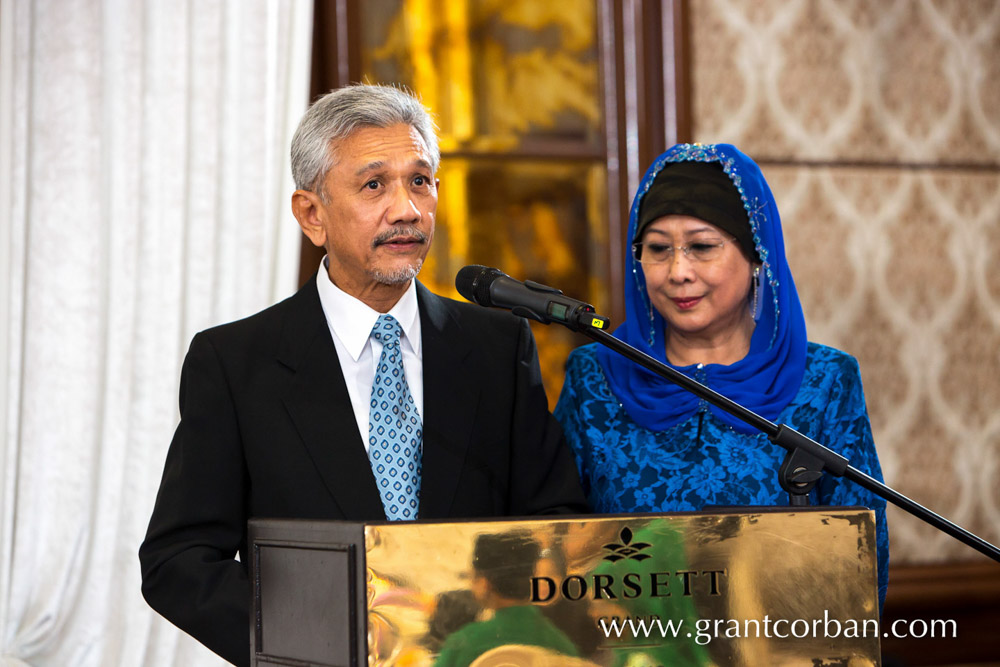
372, 226, 428, 248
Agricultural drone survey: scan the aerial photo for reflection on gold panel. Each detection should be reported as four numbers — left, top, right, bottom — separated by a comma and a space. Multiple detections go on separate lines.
363, 510, 880, 666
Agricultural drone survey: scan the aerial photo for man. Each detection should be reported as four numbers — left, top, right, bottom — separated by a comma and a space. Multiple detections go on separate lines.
139, 84, 587, 666
434, 531, 580, 667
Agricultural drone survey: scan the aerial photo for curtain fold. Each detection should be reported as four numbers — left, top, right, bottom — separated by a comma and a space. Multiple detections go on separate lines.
0, 1, 313, 664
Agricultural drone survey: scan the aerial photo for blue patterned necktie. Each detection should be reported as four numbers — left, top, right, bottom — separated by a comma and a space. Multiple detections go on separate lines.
368, 314, 422, 520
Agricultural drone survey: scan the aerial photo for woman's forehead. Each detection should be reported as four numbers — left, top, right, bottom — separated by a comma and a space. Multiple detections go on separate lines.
642, 215, 724, 236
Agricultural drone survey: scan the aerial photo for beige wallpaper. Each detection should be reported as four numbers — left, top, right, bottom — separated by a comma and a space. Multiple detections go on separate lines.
691, 0, 1000, 164
690, 0, 1000, 564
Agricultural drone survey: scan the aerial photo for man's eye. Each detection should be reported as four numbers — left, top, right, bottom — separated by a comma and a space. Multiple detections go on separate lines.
413, 175, 425, 186
364, 180, 380, 190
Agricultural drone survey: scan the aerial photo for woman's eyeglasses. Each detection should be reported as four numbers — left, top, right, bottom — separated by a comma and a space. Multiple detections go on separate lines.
632, 239, 728, 264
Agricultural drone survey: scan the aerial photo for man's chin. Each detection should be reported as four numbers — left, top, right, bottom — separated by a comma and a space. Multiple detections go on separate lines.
370, 262, 422, 286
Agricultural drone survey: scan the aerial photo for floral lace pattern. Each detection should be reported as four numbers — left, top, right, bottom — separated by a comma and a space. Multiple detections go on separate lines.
556, 342, 889, 609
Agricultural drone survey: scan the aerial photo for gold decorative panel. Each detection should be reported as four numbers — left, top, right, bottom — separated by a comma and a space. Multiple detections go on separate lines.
355, 0, 608, 404
363, 511, 880, 666
360, 0, 602, 151
689, 0, 1000, 564
251, 511, 880, 666
422, 159, 608, 399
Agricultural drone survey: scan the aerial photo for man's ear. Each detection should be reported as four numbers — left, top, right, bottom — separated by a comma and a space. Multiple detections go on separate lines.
291, 190, 327, 248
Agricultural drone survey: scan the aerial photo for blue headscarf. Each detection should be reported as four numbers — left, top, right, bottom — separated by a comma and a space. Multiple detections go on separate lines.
597, 143, 808, 433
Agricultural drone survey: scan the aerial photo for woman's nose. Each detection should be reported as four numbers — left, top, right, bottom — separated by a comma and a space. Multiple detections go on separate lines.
667, 247, 696, 280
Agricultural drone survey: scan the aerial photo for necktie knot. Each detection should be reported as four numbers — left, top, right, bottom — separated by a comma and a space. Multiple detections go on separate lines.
371, 314, 402, 346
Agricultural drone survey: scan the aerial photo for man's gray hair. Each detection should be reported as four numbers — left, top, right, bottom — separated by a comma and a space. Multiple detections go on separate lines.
290, 83, 440, 194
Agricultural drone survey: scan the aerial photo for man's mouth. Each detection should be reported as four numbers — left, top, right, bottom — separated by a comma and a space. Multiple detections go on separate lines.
373, 228, 427, 249
378, 237, 423, 247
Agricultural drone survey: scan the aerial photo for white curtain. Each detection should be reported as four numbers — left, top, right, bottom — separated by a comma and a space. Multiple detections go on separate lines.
0, 1, 313, 664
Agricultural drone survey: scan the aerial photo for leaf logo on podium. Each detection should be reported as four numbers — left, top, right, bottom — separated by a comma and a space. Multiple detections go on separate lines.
602, 527, 652, 562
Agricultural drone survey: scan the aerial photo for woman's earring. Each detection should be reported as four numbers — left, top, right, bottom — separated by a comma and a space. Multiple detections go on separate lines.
751, 265, 763, 321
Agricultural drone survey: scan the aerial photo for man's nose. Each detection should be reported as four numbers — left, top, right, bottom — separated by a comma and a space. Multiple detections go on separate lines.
386, 183, 420, 224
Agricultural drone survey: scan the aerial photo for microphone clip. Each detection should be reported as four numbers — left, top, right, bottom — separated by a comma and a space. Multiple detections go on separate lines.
514, 280, 611, 332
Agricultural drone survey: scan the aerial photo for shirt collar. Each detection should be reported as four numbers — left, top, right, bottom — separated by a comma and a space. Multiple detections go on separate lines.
315, 257, 421, 361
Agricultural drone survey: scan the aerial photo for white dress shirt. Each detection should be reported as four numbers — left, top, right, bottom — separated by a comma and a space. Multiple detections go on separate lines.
314, 258, 423, 452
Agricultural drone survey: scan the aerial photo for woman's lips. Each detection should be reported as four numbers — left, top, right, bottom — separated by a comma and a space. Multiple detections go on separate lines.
671, 296, 702, 310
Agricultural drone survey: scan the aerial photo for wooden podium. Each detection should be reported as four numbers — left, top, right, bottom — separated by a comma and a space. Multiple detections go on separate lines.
249, 508, 880, 666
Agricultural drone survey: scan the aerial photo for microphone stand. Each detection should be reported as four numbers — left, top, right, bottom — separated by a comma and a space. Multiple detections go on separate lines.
571, 321, 1000, 564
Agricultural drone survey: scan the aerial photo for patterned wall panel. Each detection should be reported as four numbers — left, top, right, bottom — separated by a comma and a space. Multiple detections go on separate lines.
690, 0, 1000, 564
691, 0, 1000, 164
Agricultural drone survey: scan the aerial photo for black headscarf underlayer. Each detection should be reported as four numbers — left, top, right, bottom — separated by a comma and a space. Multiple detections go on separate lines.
636, 161, 758, 261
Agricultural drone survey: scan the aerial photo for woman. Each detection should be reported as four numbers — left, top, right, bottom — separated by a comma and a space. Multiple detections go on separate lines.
555, 143, 889, 607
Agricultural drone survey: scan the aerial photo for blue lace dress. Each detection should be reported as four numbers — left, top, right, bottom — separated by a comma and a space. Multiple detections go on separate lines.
556, 342, 889, 609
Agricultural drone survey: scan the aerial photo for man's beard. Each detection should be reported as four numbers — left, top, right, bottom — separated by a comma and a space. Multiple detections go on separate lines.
370, 259, 423, 286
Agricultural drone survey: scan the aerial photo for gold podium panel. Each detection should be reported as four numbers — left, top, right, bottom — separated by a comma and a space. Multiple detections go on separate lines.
250, 508, 880, 667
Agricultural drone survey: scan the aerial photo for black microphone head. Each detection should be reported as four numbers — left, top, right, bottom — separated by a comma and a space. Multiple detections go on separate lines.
455, 265, 505, 306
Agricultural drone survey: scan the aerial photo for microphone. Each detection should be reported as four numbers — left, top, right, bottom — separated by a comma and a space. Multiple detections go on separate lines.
455, 265, 610, 332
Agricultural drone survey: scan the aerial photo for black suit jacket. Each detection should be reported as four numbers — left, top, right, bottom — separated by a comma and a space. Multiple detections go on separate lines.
139, 277, 587, 666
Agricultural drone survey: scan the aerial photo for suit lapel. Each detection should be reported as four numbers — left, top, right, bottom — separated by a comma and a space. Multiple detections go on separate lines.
277, 277, 385, 520
417, 283, 479, 518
